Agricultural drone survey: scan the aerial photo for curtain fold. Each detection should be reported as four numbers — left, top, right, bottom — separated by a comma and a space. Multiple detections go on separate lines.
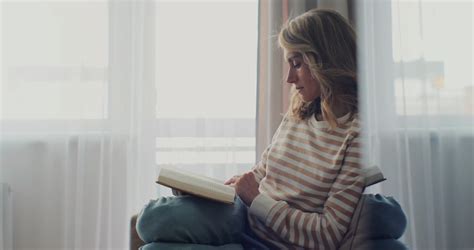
256, 0, 287, 157
109, 0, 157, 213
1, 1, 157, 249
1, 1, 259, 249
357, 1, 474, 249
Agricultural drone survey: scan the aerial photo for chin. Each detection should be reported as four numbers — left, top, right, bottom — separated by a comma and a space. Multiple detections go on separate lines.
301, 95, 317, 102
299, 92, 319, 102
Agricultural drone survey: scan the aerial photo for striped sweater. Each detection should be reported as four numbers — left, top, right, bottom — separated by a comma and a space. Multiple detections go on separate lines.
248, 113, 364, 249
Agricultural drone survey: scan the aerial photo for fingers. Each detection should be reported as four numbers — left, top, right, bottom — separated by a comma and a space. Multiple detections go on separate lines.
224, 178, 234, 185
234, 172, 259, 206
239, 172, 254, 182
243, 172, 254, 178
224, 175, 241, 185
224, 172, 254, 186
235, 172, 252, 186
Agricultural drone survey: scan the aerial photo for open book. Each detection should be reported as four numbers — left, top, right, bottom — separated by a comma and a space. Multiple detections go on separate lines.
362, 165, 386, 187
156, 165, 386, 205
156, 167, 235, 204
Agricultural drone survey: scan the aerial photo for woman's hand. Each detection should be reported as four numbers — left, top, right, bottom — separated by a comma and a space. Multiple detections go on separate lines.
234, 172, 260, 206
224, 175, 241, 186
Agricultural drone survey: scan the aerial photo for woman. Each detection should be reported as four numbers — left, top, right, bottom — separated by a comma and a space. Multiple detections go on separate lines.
137, 9, 364, 250
229, 8, 363, 249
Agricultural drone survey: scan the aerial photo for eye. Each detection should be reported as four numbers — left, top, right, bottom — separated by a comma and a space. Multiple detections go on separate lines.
291, 61, 302, 69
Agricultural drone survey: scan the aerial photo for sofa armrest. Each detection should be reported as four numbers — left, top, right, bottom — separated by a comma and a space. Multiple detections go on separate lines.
339, 194, 407, 250
130, 214, 146, 250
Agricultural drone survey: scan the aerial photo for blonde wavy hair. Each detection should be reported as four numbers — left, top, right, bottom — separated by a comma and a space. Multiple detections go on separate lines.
278, 9, 358, 128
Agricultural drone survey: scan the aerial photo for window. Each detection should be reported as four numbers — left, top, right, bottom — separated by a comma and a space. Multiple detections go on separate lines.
1, 2, 108, 120
1, 1, 259, 180
392, 1, 473, 117
154, 1, 258, 179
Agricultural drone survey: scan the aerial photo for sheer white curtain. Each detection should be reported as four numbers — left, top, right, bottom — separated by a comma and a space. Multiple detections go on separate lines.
1, 1, 156, 249
256, 0, 290, 156
1, 0, 257, 249
358, 1, 474, 249
152, 0, 258, 196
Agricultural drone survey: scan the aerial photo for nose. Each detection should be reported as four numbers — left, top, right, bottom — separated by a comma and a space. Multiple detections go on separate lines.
286, 68, 297, 84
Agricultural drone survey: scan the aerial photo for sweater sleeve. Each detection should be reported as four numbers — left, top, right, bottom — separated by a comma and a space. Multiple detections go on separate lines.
251, 113, 289, 183
249, 142, 365, 249
251, 145, 270, 183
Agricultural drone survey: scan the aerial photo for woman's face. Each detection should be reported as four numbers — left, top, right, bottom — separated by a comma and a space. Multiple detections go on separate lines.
285, 52, 321, 102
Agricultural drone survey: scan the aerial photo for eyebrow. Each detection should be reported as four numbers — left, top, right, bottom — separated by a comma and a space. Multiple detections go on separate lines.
286, 53, 302, 62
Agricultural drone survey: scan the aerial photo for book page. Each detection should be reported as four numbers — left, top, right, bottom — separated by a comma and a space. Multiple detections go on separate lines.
158, 167, 235, 203
363, 165, 386, 187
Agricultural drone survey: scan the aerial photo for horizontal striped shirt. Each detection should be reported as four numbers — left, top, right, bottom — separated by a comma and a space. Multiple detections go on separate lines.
248, 113, 364, 249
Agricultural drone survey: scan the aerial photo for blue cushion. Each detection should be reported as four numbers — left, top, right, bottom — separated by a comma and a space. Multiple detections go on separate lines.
137, 194, 407, 249
339, 194, 408, 250
357, 194, 407, 240
352, 239, 408, 250
140, 242, 243, 250
136, 196, 247, 246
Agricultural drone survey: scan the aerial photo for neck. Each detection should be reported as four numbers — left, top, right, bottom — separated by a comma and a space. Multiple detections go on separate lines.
315, 102, 351, 121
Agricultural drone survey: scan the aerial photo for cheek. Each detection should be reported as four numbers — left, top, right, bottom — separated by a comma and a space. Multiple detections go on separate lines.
306, 80, 321, 100
314, 81, 321, 94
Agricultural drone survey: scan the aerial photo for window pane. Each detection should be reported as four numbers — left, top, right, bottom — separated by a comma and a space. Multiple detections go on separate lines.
392, 1, 473, 116
154, 1, 258, 185
1, 2, 108, 120
155, 1, 258, 119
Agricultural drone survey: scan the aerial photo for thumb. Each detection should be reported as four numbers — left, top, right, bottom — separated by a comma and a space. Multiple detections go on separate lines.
224, 176, 236, 185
